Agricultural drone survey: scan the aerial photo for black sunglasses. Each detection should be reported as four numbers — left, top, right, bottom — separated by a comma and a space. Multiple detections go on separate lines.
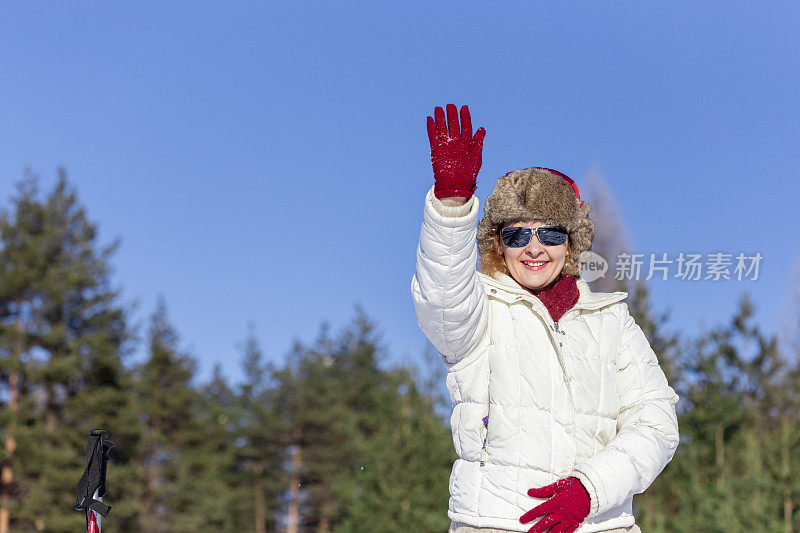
501, 226, 568, 247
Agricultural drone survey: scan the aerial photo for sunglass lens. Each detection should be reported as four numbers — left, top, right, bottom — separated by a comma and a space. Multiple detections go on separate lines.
536, 226, 568, 246
501, 227, 532, 247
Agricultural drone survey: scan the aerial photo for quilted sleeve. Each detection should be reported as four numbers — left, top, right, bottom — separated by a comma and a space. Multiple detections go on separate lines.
410, 185, 488, 367
569, 303, 680, 517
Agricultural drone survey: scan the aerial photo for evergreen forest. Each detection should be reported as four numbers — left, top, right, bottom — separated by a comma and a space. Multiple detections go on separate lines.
1, 170, 799, 532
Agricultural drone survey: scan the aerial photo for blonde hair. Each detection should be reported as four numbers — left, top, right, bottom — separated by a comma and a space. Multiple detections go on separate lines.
477, 227, 508, 277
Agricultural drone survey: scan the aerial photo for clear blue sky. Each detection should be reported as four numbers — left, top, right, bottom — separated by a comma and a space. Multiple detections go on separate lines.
2, 2, 798, 384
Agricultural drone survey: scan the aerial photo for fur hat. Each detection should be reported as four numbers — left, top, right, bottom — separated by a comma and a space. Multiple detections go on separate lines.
477, 167, 594, 278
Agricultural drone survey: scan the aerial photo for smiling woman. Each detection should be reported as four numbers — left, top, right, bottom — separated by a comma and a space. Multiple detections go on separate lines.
500, 221, 569, 292
412, 104, 678, 533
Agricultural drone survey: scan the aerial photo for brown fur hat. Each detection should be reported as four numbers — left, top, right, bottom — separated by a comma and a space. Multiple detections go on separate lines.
477, 167, 594, 278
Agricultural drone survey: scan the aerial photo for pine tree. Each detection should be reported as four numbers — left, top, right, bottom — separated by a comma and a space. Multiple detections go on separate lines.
168, 365, 243, 532
333, 365, 454, 533
276, 330, 360, 532
766, 275, 800, 532
0, 172, 44, 532
0, 169, 137, 532
133, 297, 198, 532
275, 307, 456, 532
583, 169, 632, 294
234, 323, 285, 532
641, 295, 790, 532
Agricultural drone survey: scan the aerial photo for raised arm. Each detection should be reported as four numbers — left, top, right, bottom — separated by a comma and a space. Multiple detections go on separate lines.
569, 303, 680, 517
411, 104, 488, 367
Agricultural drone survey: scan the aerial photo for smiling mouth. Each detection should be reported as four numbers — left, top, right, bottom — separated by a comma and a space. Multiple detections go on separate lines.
521, 260, 549, 271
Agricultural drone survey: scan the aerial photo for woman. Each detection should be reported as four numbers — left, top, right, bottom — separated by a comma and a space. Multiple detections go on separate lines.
411, 104, 679, 533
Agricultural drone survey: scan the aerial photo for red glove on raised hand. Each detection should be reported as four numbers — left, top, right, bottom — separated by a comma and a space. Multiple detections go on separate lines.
427, 104, 486, 199
520, 477, 591, 533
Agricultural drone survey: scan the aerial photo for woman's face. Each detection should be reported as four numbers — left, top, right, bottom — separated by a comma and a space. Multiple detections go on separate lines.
501, 220, 568, 292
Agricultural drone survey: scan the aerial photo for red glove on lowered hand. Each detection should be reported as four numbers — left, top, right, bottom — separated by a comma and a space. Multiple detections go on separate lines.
427, 104, 486, 199
520, 477, 591, 533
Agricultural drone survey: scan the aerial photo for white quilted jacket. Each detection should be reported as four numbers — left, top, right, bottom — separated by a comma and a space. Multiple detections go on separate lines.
411, 187, 679, 533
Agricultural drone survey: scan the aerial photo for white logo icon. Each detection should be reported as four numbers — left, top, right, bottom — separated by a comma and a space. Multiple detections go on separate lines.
579, 251, 608, 282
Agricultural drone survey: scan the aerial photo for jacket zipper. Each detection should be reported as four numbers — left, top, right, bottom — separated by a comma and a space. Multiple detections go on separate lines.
545, 318, 577, 440
553, 320, 563, 348
480, 416, 488, 467
548, 319, 570, 384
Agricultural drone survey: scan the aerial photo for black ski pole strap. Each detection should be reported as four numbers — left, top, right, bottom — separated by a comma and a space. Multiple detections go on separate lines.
74, 428, 115, 517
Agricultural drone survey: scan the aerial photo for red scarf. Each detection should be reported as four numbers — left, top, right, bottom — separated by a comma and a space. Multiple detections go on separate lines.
516, 275, 579, 322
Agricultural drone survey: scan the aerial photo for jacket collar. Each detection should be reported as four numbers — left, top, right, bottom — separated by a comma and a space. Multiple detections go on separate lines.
477, 271, 627, 311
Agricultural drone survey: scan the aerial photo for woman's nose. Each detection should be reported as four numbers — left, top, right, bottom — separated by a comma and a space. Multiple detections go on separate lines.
524, 235, 545, 255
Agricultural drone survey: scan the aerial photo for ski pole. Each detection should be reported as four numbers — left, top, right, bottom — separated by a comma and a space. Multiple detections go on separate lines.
74, 429, 114, 533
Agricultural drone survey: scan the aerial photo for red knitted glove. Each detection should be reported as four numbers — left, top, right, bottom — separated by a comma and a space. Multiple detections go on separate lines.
426, 104, 486, 199
520, 477, 591, 533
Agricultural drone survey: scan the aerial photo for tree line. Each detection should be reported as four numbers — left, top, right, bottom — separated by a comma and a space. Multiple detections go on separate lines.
0, 169, 798, 531
0, 170, 453, 532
